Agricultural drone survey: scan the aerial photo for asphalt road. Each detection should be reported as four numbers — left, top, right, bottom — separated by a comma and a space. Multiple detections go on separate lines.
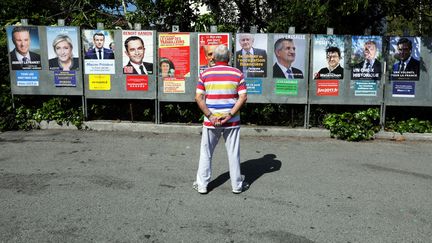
0, 129, 431, 242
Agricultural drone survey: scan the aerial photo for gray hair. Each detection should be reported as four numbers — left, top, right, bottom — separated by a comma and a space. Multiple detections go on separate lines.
213, 45, 230, 62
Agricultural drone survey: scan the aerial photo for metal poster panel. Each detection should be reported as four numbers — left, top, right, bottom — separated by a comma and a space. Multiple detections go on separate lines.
383, 36, 432, 106
7, 26, 42, 71
82, 29, 115, 74
158, 32, 191, 94
235, 33, 268, 78
198, 33, 230, 74
84, 29, 157, 99
8, 26, 83, 96
313, 35, 345, 80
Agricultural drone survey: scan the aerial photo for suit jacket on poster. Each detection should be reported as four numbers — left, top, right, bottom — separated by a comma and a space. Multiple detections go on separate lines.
273, 63, 304, 79
84, 47, 115, 59
10, 50, 41, 70
235, 48, 267, 77
123, 61, 153, 74
354, 59, 382, 73
392, 58, 420, 73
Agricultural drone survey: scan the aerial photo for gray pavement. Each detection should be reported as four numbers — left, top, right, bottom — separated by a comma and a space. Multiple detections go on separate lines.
1, 128, 432, 242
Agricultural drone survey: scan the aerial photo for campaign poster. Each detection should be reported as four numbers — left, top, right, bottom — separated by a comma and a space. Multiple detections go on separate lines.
275, 79, 298, 96
82, 29, 115, 74
16, 71, 39, 86
272, 34, 306, 80
316, 80, 339, 96
6, 26, 42, 70
389, 37, 420, 81
392, 81, 415, 97
89, 74, 111, 90
313, 35, 345, 80
235, 33, 267, 78
158, 33, 190, 80
354, 80, 377, 96
198, 33, 229, 74
126, 76, 148, 91
351, 36, 382, 80
122, 30, 154, 75
46, 27, 80, 72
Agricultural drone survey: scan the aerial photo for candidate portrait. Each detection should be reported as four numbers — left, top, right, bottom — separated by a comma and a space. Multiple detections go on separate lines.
8, 26, 41, 70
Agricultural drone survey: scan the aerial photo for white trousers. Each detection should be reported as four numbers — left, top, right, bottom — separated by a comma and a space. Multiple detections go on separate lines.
195, 127, 242, 191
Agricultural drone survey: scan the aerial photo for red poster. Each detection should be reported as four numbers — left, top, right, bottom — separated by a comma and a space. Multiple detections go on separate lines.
316, 80, 339, 96
126, 75, 148, 91
158, 33, 190, 79
198, 33, 229, 74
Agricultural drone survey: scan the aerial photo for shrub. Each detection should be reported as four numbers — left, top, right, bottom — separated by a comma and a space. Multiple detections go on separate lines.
323, 108, 381, 141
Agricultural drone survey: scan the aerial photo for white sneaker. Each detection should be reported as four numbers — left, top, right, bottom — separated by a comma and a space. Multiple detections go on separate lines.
193, 182, 207, 194
232, 182, 249, 194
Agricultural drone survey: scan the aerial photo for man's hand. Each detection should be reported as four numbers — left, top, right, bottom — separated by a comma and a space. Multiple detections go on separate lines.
220, 113, 233, 125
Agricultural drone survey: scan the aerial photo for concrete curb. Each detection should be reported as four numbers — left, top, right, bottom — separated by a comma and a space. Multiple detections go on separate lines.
36, 120, 432, 141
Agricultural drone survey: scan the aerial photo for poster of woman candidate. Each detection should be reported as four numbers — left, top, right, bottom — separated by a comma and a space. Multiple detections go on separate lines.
122, 30, 154, 75
235, 33, 268, 78
46, 27, 80, 71
7, 26, 42, 70
272, 34, 306, 79
198, 33, 229, 74
158, 33, 190, 78
82, 29, 115, 74
313, 35, 345, 80
389, 36, 420, 81
351, 36, 382, 80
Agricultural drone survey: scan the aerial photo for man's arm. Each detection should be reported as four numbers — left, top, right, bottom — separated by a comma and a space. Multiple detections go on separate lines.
220, 93, 247, 125
195, 92, 220, 126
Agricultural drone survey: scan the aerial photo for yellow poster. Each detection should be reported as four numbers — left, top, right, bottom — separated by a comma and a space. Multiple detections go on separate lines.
163, 78, 185, 93
89, 74, 111, 90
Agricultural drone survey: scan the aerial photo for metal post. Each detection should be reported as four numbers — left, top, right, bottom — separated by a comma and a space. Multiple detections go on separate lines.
210, 25, 217, 33
326, 28, 334, 35
20, 19, 28, 26
97, 22, 104, 29
288, 27, 296, 34
134, 23, 142, 30
58, 19, 65, 26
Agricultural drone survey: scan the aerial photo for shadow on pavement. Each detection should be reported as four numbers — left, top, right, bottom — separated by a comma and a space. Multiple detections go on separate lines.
208, 154, 281, 192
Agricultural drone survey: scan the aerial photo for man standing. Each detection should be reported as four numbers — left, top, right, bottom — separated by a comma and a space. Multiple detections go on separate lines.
194, 45, 248, 194
235, 33, 267, 77
123, 36, 153, 75
392, 38, 420, 74
84, 32, 115, 59
315, 46, 344, 79
9, 26, 41, 70
273, 38, 304, 79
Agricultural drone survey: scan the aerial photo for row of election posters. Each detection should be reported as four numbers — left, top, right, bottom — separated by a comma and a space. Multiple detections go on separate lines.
6, 25, 423, 97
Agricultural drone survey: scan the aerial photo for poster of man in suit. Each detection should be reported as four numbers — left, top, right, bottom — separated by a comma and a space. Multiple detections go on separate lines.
272, 34, 306, 79
7, 26, 42, 70
235, 33, 267, 78
389, 36, 420, 81
122, 31, 154, 75
351, 36, 382, 80
82, 30, 115, 74
313, 35, 345, 80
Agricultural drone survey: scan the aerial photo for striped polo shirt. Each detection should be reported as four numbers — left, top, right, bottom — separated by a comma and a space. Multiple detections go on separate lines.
196, 62, 246, 128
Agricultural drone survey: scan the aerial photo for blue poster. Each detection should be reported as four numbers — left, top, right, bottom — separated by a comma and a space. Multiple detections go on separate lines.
246, 79, 262, 94
16, 70, 39, 86
392, 81, 415, 97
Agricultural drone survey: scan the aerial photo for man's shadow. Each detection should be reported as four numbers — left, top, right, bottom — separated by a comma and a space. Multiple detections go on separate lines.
207, 154, 281, 192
